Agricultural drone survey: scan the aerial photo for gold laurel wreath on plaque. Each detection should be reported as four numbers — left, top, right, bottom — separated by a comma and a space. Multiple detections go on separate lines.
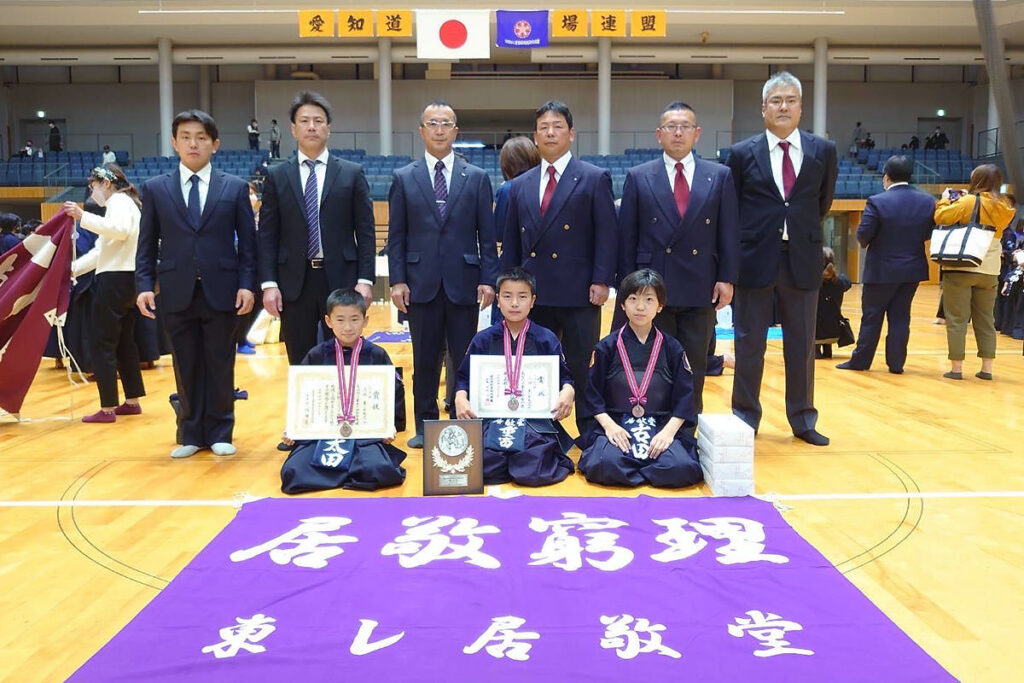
431, 445, 475, 473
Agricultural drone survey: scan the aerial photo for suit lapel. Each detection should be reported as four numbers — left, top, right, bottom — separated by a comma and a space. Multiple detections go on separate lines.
285, 158, 304, 210
645, 160, 680, 226
792, 130, 822, 193
540, 157, 581, 231
751, 133, 782, 201
443, 158, 469, 225
520, 165, 543, 230
199, 169, 226, 230
412, 159, 445, 224
167, 170, 192, 228
321, 156, 342, 208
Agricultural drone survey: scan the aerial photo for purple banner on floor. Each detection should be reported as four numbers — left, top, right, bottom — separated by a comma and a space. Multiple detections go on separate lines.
69, 496, 952, 682
367, 330, 411, 343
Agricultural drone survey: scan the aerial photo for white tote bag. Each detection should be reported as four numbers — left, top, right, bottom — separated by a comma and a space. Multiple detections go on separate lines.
929, 193, 996, 267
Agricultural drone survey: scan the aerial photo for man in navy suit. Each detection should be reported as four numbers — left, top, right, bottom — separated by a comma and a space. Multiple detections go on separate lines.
727, 72, 838, 446
618, 101, 739, 418
136, 110, 257, 458
259, 91, 376, 365
500, 101, 617, 432
388, 101, 498, 448
837, 155, 935, 374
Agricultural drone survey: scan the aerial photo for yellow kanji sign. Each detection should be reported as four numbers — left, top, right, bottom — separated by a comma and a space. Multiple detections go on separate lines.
591, 10, 626, 37
630, 10, 666, 37
378, 9, 413, 37
551, 9, 588, 38
339, 10, 374, 37
298, 9, 335, 38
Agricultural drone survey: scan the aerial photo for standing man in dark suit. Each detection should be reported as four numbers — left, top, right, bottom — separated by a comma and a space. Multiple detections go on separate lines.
837, 155, 935, 374
389, 101, 498, 448
258, 90, 375, 365
618, 101, 739, 419
727, 72, 838, 446
136, 110, 257, 458
500, 101, 617, 431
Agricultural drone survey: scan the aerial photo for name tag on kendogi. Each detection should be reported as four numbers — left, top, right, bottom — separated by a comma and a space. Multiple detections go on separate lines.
621, 415, 658, 460
485, 418, 527, 452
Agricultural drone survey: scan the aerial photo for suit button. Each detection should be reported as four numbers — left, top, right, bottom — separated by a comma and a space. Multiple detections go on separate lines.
784, 201, 790, 207
652, 217, 658, 223
521, 227, 526, 232
665, 247, 672, 254
551, 253, 558, 259
779, 228, 784, 234
529, 251, 536, 257
563, 224, 570, 231
692, 249, 699, 256
705, 218, 711, 224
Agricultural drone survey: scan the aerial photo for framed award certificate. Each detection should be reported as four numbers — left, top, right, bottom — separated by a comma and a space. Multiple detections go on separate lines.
286, 365, 396, 440
468, 355, 560, 418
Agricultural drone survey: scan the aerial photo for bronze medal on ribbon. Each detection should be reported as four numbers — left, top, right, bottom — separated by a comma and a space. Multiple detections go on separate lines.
631, 404, 645, 418
339, 421, 353, 438
508, 397, 519, 411
616, 325, 664, 421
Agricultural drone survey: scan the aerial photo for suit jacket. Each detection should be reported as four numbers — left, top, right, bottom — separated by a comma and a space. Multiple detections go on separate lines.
387, 157, 498, 306
500, 157, 617, 307
258, 155, 375, 302
136, 169, 257, 314
727, 130, 838, 290
617, 157, 740, 308
857, 185, 936, 284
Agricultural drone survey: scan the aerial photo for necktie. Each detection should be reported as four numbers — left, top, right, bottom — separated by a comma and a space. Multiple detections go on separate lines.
779, 140, 796, 198
304, 159, 320, 258
187, 174, 201, 228
540, 165, 558, 216
673, 161, 690, 218
433, 160, 448, 219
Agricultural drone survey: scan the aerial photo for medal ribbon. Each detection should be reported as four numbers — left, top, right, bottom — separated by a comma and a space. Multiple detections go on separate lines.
615, 326, 664, 409
334, 337, 362, 425
503, 319, 531, 398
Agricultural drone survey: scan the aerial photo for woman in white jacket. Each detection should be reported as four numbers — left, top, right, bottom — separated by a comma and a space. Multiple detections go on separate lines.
62, 165, 146, 422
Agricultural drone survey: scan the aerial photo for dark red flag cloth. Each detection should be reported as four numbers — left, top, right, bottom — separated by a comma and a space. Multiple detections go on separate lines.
0, 213, 73, 414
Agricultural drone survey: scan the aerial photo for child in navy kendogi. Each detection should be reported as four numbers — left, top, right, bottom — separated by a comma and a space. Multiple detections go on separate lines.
280, 288, 406, 494
454, 267, 576, 487
578, 269, 703, 488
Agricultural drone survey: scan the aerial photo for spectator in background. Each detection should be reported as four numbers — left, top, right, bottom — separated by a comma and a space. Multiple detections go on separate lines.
48, 121, 62, 152
20, 218, 42, 237
814, 247, 852, 359
851, 121, 865, 152
269, 119, 281, 158
102, 145, 116, 165
20, 140, 34, 158
247, 119, 260, 151
908, 135, 920, 150
928, 126, 949, 151
494, 136, 540, 237
0, 212, 23, 253
236, 181, 262, 355
862, 133, 876, 149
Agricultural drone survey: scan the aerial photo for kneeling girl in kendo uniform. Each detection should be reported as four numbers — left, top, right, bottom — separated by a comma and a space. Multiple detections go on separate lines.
280, 288, 407, 494
454, 267, 576, 487
577, 268, 703, 488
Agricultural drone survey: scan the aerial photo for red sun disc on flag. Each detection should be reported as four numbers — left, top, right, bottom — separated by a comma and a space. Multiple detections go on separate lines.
514, 20, 532, 39
439, 20, 468, 49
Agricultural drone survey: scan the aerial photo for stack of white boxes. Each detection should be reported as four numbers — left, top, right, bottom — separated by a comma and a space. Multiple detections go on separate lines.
696, 414, 755, 496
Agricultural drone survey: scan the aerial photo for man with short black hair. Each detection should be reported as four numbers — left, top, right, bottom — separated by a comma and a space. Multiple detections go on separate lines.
837, 155, 935, 374
258, 90, 376, 365
500, 100, 617, 432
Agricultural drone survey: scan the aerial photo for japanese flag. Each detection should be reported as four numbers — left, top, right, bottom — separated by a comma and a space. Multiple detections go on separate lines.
416, 10, 491, 60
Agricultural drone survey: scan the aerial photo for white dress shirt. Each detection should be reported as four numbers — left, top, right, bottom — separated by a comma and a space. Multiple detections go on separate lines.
425, 150, 455, 195
886, 181, 909, 190
663, 151, 695, 193
178, 162, 212, 214
71, 192, 141, 277
765, 129, 803, 241
539, 151, 572, 206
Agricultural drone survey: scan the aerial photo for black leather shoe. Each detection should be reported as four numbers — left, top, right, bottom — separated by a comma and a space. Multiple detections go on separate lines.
407, 434, 424, 449
795, 429, 830, 446
835, 361, 866, 371
888, 367, 904, 375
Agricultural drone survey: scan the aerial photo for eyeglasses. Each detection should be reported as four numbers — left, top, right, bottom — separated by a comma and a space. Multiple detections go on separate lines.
659, 123, 698, 133
766, 96, 800, 108
422, 120, 456, 130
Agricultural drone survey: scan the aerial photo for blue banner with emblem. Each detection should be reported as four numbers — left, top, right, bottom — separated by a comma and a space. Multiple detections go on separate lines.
496, 10, 549, 49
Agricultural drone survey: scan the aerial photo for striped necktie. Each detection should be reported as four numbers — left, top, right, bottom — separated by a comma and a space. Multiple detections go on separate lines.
304, 159, 320, 258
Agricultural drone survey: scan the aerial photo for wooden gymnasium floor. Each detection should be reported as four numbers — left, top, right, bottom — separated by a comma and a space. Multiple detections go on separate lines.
1, 283, 1022, 682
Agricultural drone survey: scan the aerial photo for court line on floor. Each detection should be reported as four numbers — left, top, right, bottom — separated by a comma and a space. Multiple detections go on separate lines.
1, 490, 1024, 507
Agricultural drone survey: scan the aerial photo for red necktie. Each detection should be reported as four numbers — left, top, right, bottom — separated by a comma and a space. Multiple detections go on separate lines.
674, 161, 690, 218
540, 165, 558, 216
779, 140, 796, 198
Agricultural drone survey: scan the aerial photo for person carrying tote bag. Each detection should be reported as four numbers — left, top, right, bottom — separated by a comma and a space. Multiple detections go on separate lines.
933, 164, 1015, 381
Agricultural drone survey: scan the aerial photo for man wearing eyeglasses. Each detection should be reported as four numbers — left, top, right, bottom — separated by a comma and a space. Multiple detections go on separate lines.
617, 101, 739, 421
388, 101, 498, 448
727, 72, 838, 447
258, 90, 376, 365
500, 100, 617, 434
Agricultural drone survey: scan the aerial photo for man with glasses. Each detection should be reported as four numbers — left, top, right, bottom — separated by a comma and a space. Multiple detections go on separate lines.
727, 72, 838, 446
388, 101, 498, 448
258, 90, 376, 365
500, 100, 617, 434
617, 101, 739, 421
